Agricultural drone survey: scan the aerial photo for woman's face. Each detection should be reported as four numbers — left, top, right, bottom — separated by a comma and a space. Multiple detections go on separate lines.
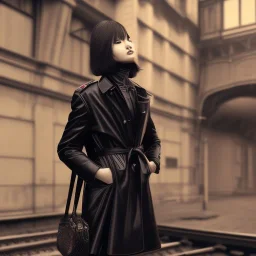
112, 34, 137, 63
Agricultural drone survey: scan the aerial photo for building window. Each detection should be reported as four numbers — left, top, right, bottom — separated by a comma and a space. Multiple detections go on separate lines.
201, 4, 217, 34
223, 0, 239, 29
166, 157, 178, 168
0, 0, 35, 57
70, 15, 95, 44
241, 0, 255, 25
0, 0, 33, 17
208, 5, 216, 33
223, 0, 256, 29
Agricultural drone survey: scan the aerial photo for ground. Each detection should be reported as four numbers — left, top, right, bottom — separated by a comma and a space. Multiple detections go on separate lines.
154, 195, 256, 234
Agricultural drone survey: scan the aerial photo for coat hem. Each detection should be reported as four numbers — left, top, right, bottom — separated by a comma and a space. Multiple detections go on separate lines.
135, 245, 162, 255
106, 245, 162, 255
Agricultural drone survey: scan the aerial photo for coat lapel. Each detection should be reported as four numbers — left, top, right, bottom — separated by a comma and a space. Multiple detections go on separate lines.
132, 82, 151, 146
98, 76, 151, 147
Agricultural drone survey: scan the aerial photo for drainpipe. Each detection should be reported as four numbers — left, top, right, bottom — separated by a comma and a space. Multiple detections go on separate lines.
202, 136, 209, 211
196, 115, 207, 209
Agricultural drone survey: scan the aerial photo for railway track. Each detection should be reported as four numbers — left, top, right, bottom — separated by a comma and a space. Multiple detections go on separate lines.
140, 225, 256, 256
0, 212, 62, 255
0, 230, 58, 255
1, 214, 256, 255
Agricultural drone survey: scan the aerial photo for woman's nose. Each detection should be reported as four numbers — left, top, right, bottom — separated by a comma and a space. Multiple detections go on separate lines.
126, 45, 132, 50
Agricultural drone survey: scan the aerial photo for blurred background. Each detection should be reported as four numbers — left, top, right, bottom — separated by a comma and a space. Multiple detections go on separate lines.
1, 0, 256, 236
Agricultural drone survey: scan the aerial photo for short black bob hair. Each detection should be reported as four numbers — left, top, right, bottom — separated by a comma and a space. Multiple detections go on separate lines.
90, 20, 140, 78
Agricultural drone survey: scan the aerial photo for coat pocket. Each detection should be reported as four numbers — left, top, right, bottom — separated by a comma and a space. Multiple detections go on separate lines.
145, 161, 152, 175
93, 156, 114, 186
96, 178, 113, 186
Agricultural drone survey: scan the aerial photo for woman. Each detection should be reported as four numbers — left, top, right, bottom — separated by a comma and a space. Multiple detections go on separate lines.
57, 20, 161, 256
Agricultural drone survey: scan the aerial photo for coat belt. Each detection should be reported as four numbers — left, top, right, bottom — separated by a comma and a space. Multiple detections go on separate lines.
95, 145, 150, 174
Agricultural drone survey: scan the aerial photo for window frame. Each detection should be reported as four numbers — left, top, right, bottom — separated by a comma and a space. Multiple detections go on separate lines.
0, 0, 34, 18
0, 0, 38, 57
165, 157, 178, 169
70, 14, 97, 44
223, 0, 256, 30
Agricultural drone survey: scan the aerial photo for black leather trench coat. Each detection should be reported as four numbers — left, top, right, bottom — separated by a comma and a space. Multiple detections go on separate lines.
57, 76, 161, 255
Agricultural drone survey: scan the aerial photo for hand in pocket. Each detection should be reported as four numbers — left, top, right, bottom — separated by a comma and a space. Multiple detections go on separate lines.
148, 161, 156, 173
96, 168, 113, 184
145, 157, 156, 173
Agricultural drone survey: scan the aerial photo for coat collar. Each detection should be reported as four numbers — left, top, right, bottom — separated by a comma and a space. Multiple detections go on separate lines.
98, 76, 115, 94
98, 76, 152, 97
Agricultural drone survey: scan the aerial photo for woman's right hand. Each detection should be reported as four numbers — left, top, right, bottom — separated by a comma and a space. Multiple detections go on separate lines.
95, 168, 113, 184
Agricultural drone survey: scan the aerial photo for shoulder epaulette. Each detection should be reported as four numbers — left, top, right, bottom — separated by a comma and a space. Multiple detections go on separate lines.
75, 80, 97, 93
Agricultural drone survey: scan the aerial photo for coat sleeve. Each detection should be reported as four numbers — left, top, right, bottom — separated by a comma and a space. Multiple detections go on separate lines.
142, 109, 161, 174
57, 90, 101, 183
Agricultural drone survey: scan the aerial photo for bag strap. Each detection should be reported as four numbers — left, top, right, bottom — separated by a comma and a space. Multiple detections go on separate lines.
64, 171, 84, 217
72, 174, 84, 214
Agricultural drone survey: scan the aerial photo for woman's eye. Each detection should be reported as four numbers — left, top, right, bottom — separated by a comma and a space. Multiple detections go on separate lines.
114, 40, 121, 44
128, 38, 132, 42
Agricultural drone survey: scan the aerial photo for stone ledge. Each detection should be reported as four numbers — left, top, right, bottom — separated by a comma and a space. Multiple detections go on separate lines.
169, 210, 219, 221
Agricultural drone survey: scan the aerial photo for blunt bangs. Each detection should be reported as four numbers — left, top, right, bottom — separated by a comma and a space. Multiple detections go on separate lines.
111, 22, 128, 42
90, 20, 140, 78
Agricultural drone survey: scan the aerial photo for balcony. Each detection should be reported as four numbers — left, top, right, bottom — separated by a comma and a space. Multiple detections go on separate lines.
200, 0, 256, 44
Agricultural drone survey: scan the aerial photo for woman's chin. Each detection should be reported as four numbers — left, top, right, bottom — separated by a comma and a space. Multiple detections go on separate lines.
124, 58, 136, 64
122, 55, 136, 63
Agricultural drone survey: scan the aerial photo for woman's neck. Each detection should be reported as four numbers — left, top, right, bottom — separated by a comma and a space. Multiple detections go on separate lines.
105, 62, 132, 87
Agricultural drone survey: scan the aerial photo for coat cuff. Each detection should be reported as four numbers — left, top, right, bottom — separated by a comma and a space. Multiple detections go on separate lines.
59, 150, 102, 183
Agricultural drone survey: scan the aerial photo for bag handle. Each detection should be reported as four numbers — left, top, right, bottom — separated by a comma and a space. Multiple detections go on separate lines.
64, 171, 84, 217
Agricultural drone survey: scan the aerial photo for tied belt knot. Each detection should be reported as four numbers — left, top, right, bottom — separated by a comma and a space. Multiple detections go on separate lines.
96, 145, 150, 174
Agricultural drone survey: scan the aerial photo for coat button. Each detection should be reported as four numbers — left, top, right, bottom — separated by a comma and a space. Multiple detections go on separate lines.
123, 119, 131, 124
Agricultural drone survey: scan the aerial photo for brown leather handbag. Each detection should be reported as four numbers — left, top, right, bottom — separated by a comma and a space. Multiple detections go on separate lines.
57, 172, 90, 256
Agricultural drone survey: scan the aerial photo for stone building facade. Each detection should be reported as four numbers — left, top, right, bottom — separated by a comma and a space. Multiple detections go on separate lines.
0, 0, 199, 216
199, 0, 256, 196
